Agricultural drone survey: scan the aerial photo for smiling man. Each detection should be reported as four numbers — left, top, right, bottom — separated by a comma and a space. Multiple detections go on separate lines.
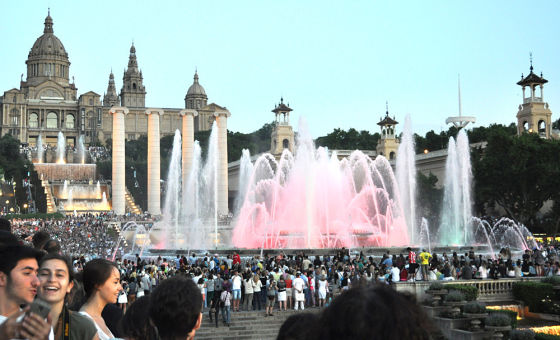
0, 244, 51, 340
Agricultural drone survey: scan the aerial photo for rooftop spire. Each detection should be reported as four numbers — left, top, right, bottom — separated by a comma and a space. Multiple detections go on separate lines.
385, 101, 389, 116
44, 9, 53, 33
194, 70, 199, 83
529, 52, 533, 72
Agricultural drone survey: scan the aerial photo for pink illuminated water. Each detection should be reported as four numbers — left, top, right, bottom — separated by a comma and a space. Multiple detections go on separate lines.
232, 127, 410, 249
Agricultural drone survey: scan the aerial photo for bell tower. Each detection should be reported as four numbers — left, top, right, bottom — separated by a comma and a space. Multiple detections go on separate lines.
516, 55, 552, 138
270, 98, 295, 156
376, 103, 399, 160
120, 43, 146, 108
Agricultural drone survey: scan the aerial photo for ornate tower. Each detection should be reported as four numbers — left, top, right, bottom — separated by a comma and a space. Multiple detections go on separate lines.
103, 71, 119, 107
120, 43, 146, 107
516, 57, 552, 138
376, 103, 399, 160
270, 98, 295, 156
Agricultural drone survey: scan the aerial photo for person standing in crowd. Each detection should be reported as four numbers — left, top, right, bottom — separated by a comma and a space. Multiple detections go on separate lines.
79, 259, 122, 340
243, 272, 255, 311
149, 276, 202, 340
252, 273, 262, 310
266, 275, 277, 316
292, 272, 306, 311
0, 245, 51, 340
277, 276, 287, 311
419, 249, 432, 281
231, 271, 242, 312
120, 296, 156, 340
407, 247, 418, 281
37, 253, 98, 340
317, 274, 328, 307
220, 283, 232, 327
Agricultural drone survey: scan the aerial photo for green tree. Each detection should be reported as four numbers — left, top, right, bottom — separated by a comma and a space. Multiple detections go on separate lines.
315, 128, 380, 150
472, 131, 560, 229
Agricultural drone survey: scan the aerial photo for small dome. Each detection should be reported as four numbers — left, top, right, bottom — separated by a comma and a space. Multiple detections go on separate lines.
28, 13, 68, 59
186, 71, 207, 97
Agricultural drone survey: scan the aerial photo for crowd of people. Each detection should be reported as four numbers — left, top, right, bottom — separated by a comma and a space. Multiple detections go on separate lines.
2, 212, 560, 339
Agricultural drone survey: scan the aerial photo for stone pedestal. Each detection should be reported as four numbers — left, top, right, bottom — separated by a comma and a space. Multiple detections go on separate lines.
214, 110, 231, 215
109, 106, 129, 215
179, 109, 198, 199
146, 108, 164, 215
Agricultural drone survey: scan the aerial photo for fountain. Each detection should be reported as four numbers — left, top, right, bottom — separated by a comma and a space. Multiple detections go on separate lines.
152, 124, 221, 250
438, 129, 473, 245
56, 131, 66, 164
77, 135, 86, 164
232, 121, 409, 249
235, 149, 254, 214
396, 115, 417, 244
37, 135, 44, 163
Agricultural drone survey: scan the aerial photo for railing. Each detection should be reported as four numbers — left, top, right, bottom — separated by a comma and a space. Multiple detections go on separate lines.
443, 278, 541, 302
524, 97, 543, 104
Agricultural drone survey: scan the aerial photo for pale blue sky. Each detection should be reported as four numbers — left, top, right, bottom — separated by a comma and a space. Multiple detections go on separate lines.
1, 1, 559, 138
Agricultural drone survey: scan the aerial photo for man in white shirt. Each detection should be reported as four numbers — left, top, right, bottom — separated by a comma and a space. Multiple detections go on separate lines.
0, 244, 51, 340
231, 271, 242, 312
292, 272, 306, 311
390, 264, 401, 284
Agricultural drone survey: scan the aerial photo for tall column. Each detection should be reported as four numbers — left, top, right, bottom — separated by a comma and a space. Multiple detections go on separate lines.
214, 110, 231, 215
109, 106, 129, 215
179, 109, 198, 197
146, 108, 164, 215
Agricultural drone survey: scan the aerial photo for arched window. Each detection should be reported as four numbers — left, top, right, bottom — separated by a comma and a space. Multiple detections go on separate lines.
29, 112, 39, 128
47, 112, 58, 129
522, 121, 529, 132
283, 139, 290, 149
132, 83, 137, 90
538, 120, 546, 136
389, 151, 396, 160
66, 114, 75, 129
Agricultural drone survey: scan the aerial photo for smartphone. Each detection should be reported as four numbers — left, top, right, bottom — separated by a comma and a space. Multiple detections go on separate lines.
27, 299, 51, 319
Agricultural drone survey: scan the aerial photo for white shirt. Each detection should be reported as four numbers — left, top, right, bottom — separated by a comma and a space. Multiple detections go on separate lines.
293, 277, 305, 293
391, 267, 401, 282
244, 279, 254, 294
79, 311, 115, 340
232, 275, 242, 290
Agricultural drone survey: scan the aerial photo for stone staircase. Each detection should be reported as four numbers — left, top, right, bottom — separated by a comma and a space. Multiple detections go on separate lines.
124, 187, 142, 214
196, 309, 318, 340
41, 179, 57, 213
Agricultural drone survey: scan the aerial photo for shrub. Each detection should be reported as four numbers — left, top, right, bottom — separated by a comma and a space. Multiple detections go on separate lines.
487, 309, 518, 328
485, 313, 511, 327
510, 329, 535, 340
445, 284, 478, 301
513, 281, 554, 312
535, 333, 560, 340
542, 276, 560, 285
428, 282, 445, 291
444, 290, 465, 302
463, 301, 486, 314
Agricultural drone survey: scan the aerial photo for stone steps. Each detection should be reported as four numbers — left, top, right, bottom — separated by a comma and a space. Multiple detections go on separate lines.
195, 309, 319, 340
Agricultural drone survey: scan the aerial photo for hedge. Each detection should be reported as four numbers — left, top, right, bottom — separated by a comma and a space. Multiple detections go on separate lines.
444, 284, 478, 301
535, 334, 560, 340
487, 309, 517, 329
513, 281, 554, 312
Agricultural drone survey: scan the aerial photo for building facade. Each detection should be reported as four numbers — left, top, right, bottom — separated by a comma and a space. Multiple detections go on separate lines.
0, 12, 227, 147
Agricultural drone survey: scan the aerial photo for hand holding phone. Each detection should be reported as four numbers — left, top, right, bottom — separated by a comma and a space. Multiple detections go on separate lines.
28, 299, 51, 320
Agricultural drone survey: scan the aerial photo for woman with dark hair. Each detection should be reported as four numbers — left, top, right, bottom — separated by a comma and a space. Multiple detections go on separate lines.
37, 252, 99, 340
79, 259, 122, 340
120, 296, 156, 340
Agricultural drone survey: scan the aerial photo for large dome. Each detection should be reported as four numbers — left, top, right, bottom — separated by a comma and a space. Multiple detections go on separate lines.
28, 13, 68, 60
186, 71, 207, 97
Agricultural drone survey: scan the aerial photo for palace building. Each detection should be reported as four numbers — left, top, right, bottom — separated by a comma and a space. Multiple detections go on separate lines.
0, 11, 227, 147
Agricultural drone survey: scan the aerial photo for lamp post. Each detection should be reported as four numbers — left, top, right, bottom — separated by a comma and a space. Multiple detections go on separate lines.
23, 203, 28, 214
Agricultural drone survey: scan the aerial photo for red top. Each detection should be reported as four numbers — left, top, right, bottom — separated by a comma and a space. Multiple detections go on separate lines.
285, 278, 292, 288
408, 251, 416, 264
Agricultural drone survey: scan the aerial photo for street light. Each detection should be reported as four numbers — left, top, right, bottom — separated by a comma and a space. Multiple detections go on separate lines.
23, 203, 28, 214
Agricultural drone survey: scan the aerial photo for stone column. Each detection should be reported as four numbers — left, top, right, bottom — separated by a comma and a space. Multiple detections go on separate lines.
214, 110, 231, 215
109, 106, 129, 215
179, 109, 198, 197
146, 108, 164, 215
